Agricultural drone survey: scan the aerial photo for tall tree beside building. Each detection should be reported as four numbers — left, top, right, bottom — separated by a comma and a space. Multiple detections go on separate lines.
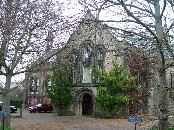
78, 0, 174, 129
47, 61, 75, 115
0, 0, 65, 127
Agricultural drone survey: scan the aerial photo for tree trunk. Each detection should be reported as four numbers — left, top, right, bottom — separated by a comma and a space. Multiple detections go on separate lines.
156, 48, 169, 130
158, 64, 169, 130
154, 1, 169, 129
20, 106, 22, 118
2, 73, 12, 128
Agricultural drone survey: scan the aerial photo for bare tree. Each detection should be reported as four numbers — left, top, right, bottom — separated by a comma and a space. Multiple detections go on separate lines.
78, 0, 174, 129
0, 0, 66, 127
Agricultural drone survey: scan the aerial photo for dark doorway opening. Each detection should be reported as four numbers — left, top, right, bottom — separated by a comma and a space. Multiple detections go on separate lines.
82, 94, 93, 115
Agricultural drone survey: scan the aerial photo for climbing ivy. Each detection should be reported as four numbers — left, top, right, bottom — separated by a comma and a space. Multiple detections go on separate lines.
94, 60, 137, 118
47, 60, 75, 115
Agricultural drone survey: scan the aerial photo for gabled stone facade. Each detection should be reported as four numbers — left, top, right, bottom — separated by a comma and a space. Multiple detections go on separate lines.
56, 11, 128, 115
25, 11, 157, 116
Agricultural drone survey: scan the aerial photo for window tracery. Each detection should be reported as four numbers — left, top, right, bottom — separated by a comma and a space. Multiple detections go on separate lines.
83, 43, 92, 61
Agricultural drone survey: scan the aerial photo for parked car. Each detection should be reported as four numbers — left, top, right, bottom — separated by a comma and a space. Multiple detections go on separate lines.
10, 106, 17, 113
28, 103, 42, 113
0, 101, 17, 113
37, 104, 53, 113
28, 103, 53, 113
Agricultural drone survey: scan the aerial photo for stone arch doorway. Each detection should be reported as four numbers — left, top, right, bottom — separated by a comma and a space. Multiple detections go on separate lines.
73, 88, 95, 116
82, 94, 93, 115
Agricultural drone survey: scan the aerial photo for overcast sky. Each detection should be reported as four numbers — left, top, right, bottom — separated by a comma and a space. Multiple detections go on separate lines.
1, 0, 173, 83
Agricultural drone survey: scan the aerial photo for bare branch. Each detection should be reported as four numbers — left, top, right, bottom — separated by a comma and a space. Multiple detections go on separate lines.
165, 58, 174, 69
124, 3, 155, 18
103, 0, 156, 17
160, 0, 167, 18
103, 23, 154, 40
97, 19, 155, 28
167, 0, 174, 6
108, 0, 158, 41
13, 48, 60, 76
165, 21, 174, 35
145, 0, 155, 4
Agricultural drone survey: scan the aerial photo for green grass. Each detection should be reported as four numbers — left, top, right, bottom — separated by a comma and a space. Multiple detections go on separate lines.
168, 128, 174, 130
150, 126, 174, 130
0, 127, 14, 130
150, 126, 158, 130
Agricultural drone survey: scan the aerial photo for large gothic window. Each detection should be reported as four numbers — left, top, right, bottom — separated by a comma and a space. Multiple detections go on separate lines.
82, 41, 93, 83
83, 44, 92, 61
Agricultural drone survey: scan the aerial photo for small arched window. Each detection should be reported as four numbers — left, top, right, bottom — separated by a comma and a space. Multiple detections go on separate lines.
72, 54, 78, 64
30, 79, 35, 93
97, 50, 104, 60
47, 79, 51, 90
36, 79, 39, 92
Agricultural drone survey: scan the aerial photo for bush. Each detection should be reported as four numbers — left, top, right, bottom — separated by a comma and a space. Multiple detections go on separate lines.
150, 126, 158, 130
0, 127, 14, 130
168, 128, 174, 130
10, 100, 23, 108
150, 126, 174, 130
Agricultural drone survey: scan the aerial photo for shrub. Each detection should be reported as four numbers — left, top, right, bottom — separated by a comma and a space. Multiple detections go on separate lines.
0, 127, 14, 130
150, 126, 158, 130
10, 100, 23, 108
150, 125, 174, 130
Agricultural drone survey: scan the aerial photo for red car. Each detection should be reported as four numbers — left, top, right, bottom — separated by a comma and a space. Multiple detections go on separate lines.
28, 103, 53, 113
28, 104, 41, 113
37, 104, 54, 113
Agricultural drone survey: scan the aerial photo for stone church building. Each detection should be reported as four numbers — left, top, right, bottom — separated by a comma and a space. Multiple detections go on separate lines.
25, 11, 172, 116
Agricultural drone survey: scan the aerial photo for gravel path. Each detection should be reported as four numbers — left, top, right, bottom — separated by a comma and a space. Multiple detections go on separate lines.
10, 109, 158, 130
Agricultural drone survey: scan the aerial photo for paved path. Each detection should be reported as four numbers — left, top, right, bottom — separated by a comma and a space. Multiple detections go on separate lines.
10, 109, 157, 130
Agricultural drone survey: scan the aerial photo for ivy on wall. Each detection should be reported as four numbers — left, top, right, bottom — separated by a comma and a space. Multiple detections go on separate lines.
93, 60, 137, 118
